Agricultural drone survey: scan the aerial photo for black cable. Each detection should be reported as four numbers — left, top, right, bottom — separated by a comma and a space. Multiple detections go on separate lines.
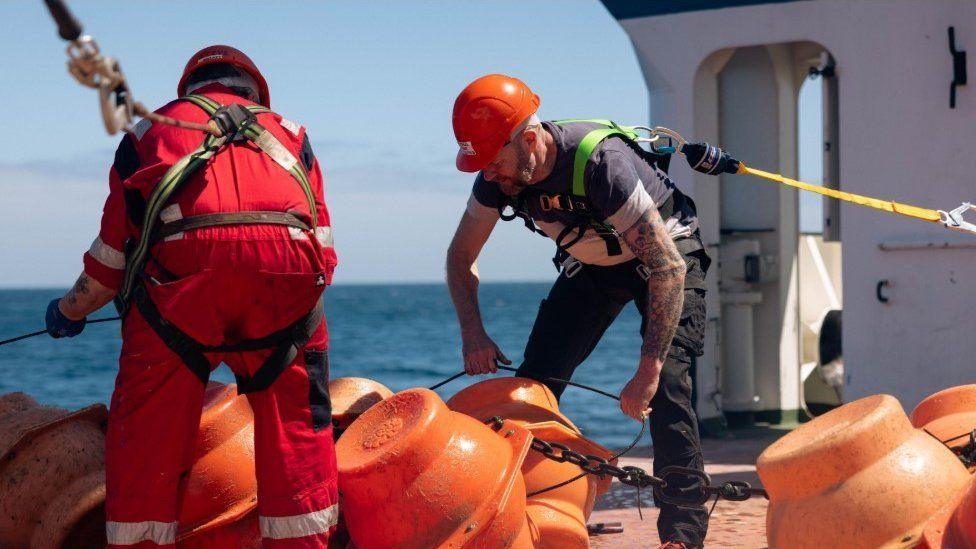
426, 364, 620, 401
0, 316, 121, 347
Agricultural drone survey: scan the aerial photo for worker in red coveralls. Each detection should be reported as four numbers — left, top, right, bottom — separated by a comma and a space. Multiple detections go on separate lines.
45, 45, 339, 547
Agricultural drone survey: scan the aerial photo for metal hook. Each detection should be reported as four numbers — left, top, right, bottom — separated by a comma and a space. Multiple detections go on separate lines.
649, 126, 687, 155
629, 125, 662, 144
939, 202, 976, 235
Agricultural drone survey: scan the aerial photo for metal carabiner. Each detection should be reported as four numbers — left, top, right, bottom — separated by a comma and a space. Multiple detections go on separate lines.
648, 126, 688, 156
938, 202, 976, 235
628, 125, 663, 145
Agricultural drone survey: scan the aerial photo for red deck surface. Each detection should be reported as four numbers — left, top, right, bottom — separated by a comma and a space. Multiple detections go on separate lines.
588, 427, 788, 548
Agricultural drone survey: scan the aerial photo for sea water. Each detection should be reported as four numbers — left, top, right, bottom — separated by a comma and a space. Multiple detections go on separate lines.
0, 283, 648, 448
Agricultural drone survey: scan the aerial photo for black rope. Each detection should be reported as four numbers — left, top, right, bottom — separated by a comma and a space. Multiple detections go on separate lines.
707, 493, 721, 519
0, 316, 121, 347
427, 365, 621, 401
939, 429, 976, 445
427, 371, 467, 391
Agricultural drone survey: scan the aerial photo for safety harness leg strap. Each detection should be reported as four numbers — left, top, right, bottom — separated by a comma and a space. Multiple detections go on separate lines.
133, 283, 324, 390
235, 297, 323, 394
132, 284, 212, 384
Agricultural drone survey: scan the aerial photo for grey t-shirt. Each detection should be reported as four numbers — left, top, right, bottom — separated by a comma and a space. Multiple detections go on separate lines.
467, 121, 698, 266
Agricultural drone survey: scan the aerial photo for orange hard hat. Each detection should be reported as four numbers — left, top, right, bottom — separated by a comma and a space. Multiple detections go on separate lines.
178, 45, 270, 107
452, 74, 540, 173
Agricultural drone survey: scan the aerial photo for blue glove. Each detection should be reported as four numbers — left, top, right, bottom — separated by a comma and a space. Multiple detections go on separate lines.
46, 299, 86, 338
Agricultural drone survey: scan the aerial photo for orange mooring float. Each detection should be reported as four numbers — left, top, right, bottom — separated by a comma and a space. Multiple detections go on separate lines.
0, 392, 107, 548
0, 382, 262, 548
758, 394, 971, 548
919, 474, 976, 549
446, 377, 579, 431
329, 376, 394, 434
173, 381, 259, 547
911, 384, 976, 471
447, 378, 614, 548
337, 387, 534, 548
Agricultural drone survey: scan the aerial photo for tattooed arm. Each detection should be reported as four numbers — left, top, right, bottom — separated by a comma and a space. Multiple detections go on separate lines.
59, 272, 117, 320
617, 206, 686, 420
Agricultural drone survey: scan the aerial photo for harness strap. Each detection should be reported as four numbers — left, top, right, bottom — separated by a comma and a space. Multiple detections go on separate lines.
154, 210, 311, 242
131, 284, 212, 384
234, 298, 323, 394
117, 94, 319, 313
132, 283, 324, 391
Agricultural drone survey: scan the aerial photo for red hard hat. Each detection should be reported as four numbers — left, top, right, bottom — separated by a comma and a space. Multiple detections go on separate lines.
452, 74, 540, 173
177, 45, 270, 107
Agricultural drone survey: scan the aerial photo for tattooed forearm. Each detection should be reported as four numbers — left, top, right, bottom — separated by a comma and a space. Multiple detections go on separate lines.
620, 208, 686, 362
64, 273, 91, 307
59, 272, 117, 320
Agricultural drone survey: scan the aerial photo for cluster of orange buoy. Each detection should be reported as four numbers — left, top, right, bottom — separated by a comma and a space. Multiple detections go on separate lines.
0, 382, 261, 548
757, 384, 976, 549
333, 377, 615, 548
5, 376, 976, 548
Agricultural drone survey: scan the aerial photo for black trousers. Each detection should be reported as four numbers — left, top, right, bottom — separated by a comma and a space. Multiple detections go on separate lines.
516, 247, 711, 547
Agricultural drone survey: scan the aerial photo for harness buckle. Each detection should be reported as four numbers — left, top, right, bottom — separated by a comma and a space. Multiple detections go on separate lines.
561, 256, 583, 278
211, 104, 256, 141
636, 264, 652, 281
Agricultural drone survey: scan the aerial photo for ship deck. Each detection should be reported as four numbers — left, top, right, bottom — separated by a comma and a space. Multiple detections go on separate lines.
589, 425, 790, 548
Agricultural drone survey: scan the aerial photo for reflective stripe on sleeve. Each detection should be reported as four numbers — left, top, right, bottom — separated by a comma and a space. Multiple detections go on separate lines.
315, 226, 334, 248
88, 237, 126, 270
259, 504, 339, 540
606, 181, 655, 233
106, 520, 177, 546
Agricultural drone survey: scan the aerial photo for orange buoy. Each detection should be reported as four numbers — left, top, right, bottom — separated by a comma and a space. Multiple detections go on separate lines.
449, 378, 615, 549
446, 377, 579, 431
337, 388, 533, 548
175, 382, 259, 545
329, 377, 394, 432
177, 510, 260, 549
920, 475, 976, 548
1, 382, 262, 548
0, 392, 108, 548
911, 384, 976, 469
521, 421, 614, 548
758, 394, 971, 548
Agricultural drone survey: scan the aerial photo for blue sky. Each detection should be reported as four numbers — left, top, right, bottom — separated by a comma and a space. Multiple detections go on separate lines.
0, 1, 821, 287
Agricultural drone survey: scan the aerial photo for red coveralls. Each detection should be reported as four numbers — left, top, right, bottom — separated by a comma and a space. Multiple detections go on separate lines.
83, 84, 339, 548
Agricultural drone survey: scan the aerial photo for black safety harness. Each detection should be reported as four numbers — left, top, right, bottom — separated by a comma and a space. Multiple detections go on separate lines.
116, 94, 324, 392
497, 119, 706, 290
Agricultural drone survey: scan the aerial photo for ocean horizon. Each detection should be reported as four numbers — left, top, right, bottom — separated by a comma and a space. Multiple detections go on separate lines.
0, 282, 649, 448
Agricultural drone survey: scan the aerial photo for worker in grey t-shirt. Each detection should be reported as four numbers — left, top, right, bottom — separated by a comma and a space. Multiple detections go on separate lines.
447, 74, 711, 548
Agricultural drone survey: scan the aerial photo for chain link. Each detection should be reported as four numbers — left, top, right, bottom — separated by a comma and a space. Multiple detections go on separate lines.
484, 416, 769, 507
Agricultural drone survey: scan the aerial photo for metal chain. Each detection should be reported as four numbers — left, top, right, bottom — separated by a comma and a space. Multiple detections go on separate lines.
484, 416, 769, 507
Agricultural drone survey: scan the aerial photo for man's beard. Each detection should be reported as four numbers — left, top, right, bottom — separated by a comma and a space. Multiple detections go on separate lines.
497, 145, 538, 196
516, 144, 537, 184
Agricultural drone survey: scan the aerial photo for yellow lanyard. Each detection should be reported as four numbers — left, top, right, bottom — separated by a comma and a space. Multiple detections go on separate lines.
647, 126, 976, 235
736, 164, 944, 223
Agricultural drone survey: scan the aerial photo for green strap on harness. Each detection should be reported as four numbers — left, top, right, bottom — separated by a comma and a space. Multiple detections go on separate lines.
116, 94, 317, 313
552, 119, 641, 198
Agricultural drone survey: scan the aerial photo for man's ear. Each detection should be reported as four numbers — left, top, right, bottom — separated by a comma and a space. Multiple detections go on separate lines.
521, 126, 539, 147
